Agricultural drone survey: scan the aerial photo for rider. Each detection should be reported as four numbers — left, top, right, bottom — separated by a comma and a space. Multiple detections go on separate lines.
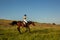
23, 14, 27, 25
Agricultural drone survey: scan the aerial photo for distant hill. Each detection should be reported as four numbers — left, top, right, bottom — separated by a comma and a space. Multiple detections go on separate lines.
0, 19, 13, 26
0, 19, 60, 27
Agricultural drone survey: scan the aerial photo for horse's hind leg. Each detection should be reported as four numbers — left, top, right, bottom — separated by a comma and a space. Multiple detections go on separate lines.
17, 27, 21, 34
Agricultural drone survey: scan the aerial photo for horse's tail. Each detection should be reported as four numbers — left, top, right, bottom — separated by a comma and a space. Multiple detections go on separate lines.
10, 21, 17, 26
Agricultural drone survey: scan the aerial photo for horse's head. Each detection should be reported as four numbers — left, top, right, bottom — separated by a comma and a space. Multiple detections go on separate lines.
27, 21, 35, 26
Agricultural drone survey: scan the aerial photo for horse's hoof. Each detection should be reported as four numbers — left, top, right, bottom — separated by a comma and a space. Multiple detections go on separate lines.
19, 32, 22, 34
29, 31, 31, 33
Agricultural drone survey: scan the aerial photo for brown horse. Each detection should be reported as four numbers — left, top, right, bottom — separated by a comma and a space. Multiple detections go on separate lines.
10, 21, 35, 33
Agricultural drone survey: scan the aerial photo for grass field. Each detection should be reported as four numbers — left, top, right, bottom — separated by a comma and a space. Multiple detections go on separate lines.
0, 19, 60, 40
0, 25, 60, 40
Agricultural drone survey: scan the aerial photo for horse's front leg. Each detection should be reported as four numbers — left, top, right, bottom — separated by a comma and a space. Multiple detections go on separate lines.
17, 26, 21, 34
25, 26, 30, 33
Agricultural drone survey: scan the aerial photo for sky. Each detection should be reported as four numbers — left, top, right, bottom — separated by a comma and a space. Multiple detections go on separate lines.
0, 0, 60, 24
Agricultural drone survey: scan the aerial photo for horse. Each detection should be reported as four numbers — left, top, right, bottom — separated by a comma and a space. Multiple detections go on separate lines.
10, 21, 35, 33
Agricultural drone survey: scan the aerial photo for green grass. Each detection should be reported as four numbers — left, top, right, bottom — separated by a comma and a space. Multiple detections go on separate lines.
0, 26, 60, 40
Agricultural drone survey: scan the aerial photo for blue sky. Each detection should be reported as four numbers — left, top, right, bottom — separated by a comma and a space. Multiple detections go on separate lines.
0, 0, 60, 24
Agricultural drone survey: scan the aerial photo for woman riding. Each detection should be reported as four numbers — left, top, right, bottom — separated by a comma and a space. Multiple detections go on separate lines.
23, 14, 27, 25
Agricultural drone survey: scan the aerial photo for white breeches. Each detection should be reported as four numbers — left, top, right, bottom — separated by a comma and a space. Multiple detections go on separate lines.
23, 19, 27, 23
